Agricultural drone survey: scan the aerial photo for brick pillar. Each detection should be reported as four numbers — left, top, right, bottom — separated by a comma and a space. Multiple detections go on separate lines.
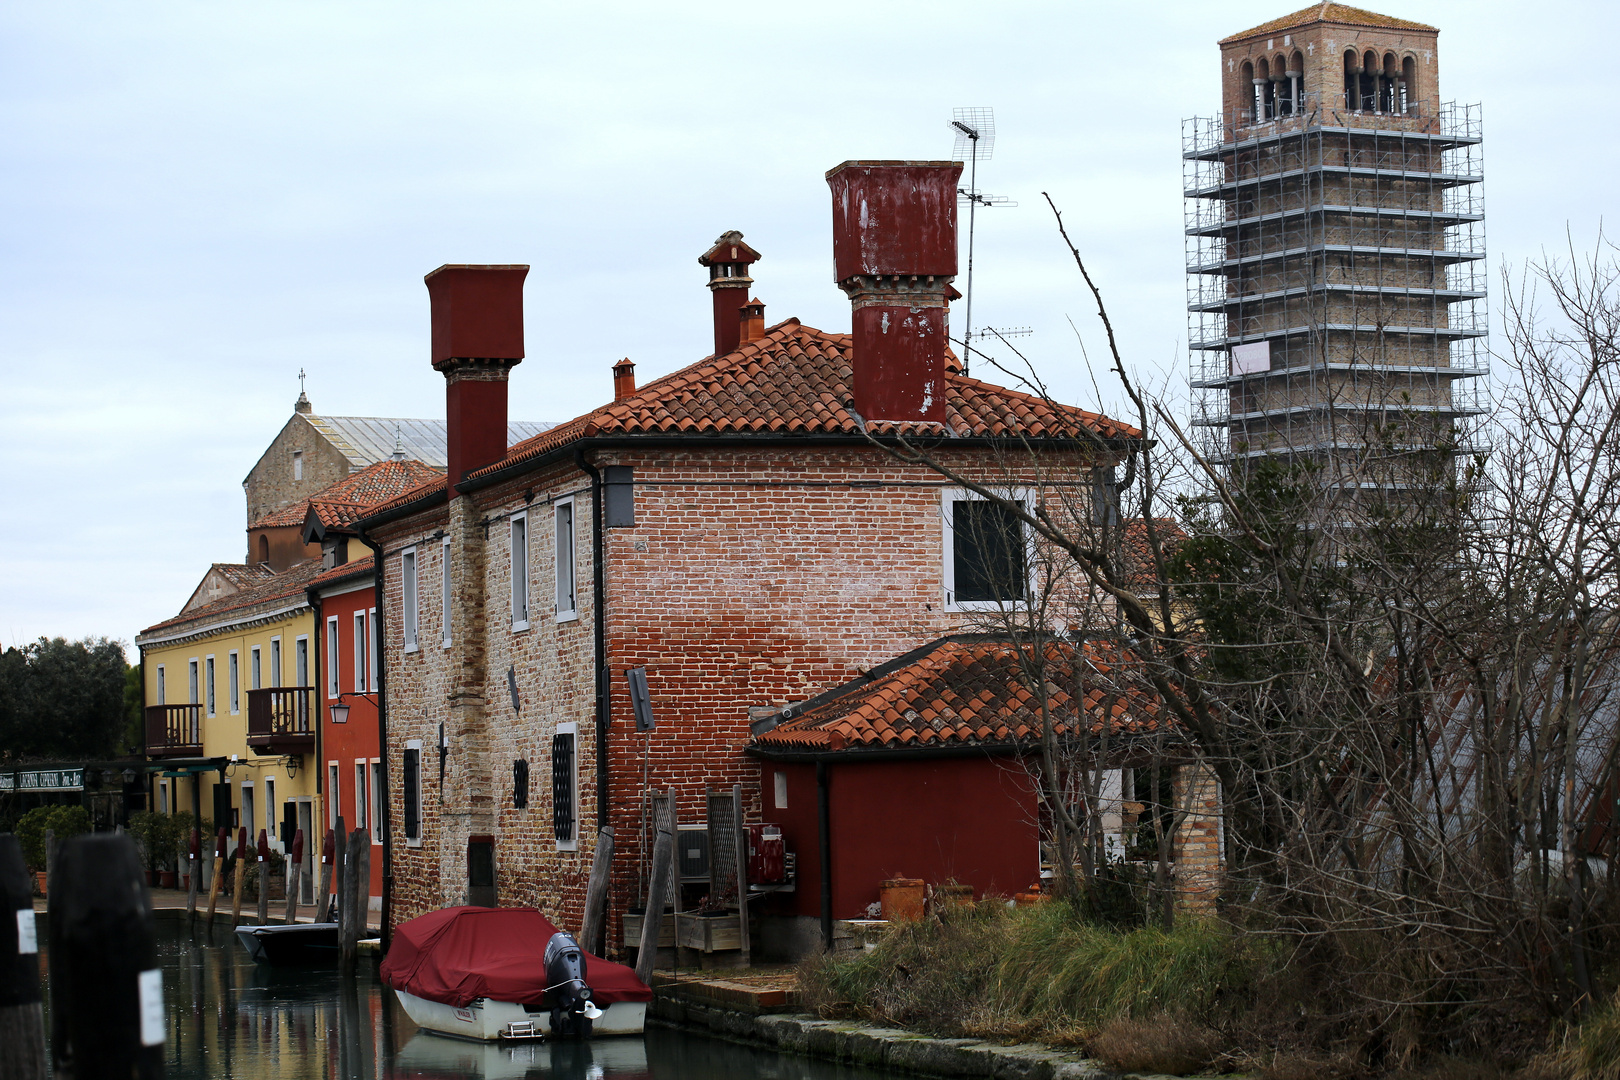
1171, 760, 1222, 911
441, 493, 493, 907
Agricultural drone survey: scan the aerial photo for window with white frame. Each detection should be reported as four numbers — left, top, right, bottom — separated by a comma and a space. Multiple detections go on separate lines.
250, 646, 261, 690
555, 500, 577, 620
328, 763, 341, 829
205, 656, 216, 717
270, 638, 282, 688
156, 665, 166, 706
441, 538, 453, 648
511, 515, 530, 629
295, 636, 309, 687
370, 761, 383, 844
241, 783, 255, 845
402, 548, 419, 650
353, 612, 368, 693
943, 488, 1031, 610
188, 659, 199, 704
367, 608, 378, 689
552, 722, 577, 850
326, 617, 341, 697
354, 761, 368, 832
229, 651, 240, 714
264, 777, 276, 845
403, 741, 423, 844
292, 451, 303, 481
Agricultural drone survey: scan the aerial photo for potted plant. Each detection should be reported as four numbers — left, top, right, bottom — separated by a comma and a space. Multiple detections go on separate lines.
16, 804, 92, 895
127, 810, 165, 885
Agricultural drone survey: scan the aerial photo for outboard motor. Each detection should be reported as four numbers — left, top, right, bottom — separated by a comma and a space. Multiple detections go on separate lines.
543, 931, 601, 1037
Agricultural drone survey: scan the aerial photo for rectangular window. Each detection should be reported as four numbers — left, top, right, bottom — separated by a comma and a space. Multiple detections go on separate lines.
774, 771, 788, 809
250, 646, 261, 690
229, 652, 240, 714
326, 617, 341, 698
270, 638, 282, 688
944, 491, 1030, 610
264, 778, 276, 847
353, 613, 367, 694
367, 608, 378, 689
441, 539, 453, 648
295, 636, 309, 687
328, 763, 340, 829
552, 723, 577, 850
402, 548, 419, 650
242, 784, 256, 845
511, 516, 529, 629
555, 501, 577, 620
403, 742, 422, 844
156, 665, 166, 706
292, 451, 303, 481
354, 762, 368, 833
188, 659, 199, 704
370, 761, 384, 844
205, 656, 216, 717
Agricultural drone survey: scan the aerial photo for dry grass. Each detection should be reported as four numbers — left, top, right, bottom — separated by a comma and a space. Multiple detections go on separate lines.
1088, 1013, 1221, 1076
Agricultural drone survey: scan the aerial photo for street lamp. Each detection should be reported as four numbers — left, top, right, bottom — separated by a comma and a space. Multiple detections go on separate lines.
329, 692, 377, 725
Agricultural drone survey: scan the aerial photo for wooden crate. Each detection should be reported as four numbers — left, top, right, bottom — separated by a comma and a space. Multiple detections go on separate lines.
621, 912, 675, 949
676, 914, 741, 953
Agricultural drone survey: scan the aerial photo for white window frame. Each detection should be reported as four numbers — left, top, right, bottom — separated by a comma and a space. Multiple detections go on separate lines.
264, 776, 277, 851
205, 655, 216, 718
553, 721, 578, 851
328, 762, 341, 829
367, 608, 378, 689
292, 450, 303, 481
403, 740, 423, 847
941, 486, 1035, 613
402, 547, 419, 651
270, 637, 282, 688
228, 650, 240, 714
774, 770, 788, 809
241, 782, 256, 846
555, 498, 578, 622
354, 761, 369, 833
441, 538, 453, 648
250, 646, 261, 690
353, 612, 368, 694
295, 635, 309, 688
156, 664, 166, 706
188, 658, 199, 704
326, 616, 341, 698
511, 514, 530, 631
369, 760, 384, 845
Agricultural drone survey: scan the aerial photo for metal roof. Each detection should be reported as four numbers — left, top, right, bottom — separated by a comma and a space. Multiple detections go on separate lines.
305, 416, 555, 469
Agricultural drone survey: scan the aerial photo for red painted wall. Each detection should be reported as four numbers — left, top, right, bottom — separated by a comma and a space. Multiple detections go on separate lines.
760, 756, 1041, 920
318, 576, 384, 902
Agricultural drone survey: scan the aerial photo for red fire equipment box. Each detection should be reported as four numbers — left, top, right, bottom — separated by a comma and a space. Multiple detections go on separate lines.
747, 824, 785, 884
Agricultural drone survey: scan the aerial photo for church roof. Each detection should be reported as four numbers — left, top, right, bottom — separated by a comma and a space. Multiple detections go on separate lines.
303, 415, 555, 470
250, 458, 444, 529
1222, 4, 1436, 43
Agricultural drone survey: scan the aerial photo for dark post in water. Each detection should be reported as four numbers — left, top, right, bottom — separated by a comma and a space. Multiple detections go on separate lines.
255, 830, 271, 926
0, 834, 46, 1080
184, 829, 200, 927
283, 829, 304, 925
315, 829, 335, 923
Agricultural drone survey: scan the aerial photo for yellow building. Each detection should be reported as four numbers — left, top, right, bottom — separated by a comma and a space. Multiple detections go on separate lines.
135, 560, 327, 900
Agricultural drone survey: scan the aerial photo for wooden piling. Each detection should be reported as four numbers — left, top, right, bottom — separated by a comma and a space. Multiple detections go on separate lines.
184, 829, 200, 927
204, 827, 226, 934
255, 830, 270, 926
0, 835, 46, 1080
315, 829, 335, 923
282, 830, 304, 926
330, 816, 347, 932
339, 829, 364, 968
48, 834, 162, 1079
349, 830, 370, 947
580, 826, 614, 955
229, 827, 247, 927
633, 823, 675, 986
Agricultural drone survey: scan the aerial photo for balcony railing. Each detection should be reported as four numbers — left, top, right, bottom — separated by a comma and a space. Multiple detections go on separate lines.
145, 704, 203, 758
247, 686, 315, 754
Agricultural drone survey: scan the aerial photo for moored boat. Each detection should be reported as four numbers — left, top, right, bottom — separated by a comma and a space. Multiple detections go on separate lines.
234, 922, 343, 964
381, 906, 651, 1042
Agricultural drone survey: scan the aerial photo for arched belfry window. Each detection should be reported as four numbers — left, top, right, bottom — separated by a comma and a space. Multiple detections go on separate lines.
1401, 55, 1417, 114
1287, 50, 1305, 114
1344, 50, 1361, 110
1363, 50, 1380, 112
1256, 56, 1273, 119
1242, 60, 1258, 120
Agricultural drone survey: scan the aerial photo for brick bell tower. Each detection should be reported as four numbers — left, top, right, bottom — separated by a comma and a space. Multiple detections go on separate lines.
1184, 4, 1487, 510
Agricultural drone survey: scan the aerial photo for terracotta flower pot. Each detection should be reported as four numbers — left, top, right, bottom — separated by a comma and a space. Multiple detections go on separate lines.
160, 871, 177, 889
35, 871, 47, 896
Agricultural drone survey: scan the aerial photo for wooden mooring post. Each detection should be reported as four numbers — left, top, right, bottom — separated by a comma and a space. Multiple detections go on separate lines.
282, 829, 304, 926
204, 827, 226, 935
330, 816, 347, 931
315, 829, 335, 923
633, 823, 674, 987
49, 834, 162, 1079
255, 830, 270, 926
229, 827, 247, 928
0, 834, 46, 1080
342, 829, 369, 968
184, 829, 200, 927
580, 826, 614, 956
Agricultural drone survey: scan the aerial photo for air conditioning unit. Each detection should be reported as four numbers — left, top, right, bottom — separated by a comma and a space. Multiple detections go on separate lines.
677, 824, 709, 881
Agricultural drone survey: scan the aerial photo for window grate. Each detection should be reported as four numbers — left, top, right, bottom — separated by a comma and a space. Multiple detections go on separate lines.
403, 749, 421, 840
551, 733, 575, 843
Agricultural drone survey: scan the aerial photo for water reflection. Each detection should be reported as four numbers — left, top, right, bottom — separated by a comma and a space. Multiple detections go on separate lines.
41, 922, 891, 1080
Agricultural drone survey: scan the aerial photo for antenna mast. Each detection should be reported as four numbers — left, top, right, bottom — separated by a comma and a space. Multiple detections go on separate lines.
949, 107, 1014, 375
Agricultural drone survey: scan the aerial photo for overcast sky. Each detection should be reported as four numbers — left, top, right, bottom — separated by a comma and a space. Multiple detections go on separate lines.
3, 1, 1615, 657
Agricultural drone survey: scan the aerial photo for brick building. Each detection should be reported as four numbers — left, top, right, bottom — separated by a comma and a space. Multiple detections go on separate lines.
362, 160, 1223, 957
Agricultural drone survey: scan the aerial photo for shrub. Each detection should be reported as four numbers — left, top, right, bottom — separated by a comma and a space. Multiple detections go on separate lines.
15, 804, 92, 870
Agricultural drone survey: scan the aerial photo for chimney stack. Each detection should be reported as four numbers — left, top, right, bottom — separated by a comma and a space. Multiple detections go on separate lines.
739, 298, 766, 346
826, 160, 962, 423
698, 231, 761, 357
425, 264, 529, 495
612, 357, 637, 402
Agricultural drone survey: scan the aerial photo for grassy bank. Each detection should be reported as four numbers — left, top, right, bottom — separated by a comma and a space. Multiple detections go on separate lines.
797, 900, 1578, 1078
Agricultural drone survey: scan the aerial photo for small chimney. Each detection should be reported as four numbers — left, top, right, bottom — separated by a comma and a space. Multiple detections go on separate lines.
612, 358, 637, 402
825, 160, 962, 422
425, 263, 529, 495
697, 231, 761, 357
739, 298, 766, 345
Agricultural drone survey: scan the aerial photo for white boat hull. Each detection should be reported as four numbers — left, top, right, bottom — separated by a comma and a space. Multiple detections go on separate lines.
393, 988, 646, 1041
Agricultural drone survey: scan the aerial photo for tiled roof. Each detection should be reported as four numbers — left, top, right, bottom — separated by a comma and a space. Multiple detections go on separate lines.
751, 636, 1171, 754
211, 563, 276, 590
138, 560, 327, 641
304, 416, 555, 469
1222, 3, 1435, 42
309, 554, 375, 590
366, 318, 1140, 521
1121, 518, 1187, 591
252, 459, 444, 528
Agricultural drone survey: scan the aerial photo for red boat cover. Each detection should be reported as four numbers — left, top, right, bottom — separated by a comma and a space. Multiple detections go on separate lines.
381, 907, 652, 1009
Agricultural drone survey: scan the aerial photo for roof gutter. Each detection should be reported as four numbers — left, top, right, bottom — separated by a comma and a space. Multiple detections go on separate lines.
573, 448, 611, 835
747, 730, 1189, 765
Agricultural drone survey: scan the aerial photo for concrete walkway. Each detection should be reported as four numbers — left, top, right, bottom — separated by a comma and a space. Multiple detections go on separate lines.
33, 885, 383, 930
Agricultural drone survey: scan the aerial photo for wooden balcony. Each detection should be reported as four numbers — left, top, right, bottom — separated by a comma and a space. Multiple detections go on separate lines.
145, 704, 203, 758
247, 687, 315, 755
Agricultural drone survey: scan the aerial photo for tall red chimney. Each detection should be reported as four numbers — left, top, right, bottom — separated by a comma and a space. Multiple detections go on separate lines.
425, 263, 529, 494
825, 160, 962, 423
697, 231, 761, 357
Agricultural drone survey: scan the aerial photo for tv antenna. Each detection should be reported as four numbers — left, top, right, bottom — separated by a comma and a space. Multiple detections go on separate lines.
950, 108, 1016, 375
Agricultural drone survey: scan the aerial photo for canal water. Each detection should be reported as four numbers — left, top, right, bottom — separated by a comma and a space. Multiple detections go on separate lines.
39, 922, 893, 1079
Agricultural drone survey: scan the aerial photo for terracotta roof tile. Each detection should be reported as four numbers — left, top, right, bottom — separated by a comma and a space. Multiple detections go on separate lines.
138, 559, 328, 640
251, 459, 443, 528
753, 636, 1174, 753
1222, 3, 1435, 43
308, 554, 376, 589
